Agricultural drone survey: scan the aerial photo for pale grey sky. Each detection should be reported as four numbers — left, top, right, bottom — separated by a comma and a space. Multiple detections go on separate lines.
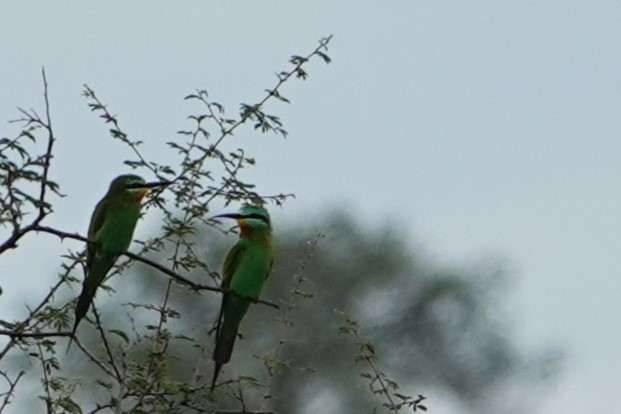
2, 2, 621, 412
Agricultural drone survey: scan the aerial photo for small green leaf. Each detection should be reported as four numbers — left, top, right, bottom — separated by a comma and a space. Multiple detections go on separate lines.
109, 329, 129, 343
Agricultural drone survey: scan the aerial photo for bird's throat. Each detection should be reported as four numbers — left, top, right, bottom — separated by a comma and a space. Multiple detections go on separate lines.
239, 222, 253, 237
135, 189, 149, 203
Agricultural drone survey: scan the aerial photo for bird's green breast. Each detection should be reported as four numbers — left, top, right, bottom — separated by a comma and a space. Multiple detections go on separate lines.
95, 201, 142, 255
229, 240, 273, 299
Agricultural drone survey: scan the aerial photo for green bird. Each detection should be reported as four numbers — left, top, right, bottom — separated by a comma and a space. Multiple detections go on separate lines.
211, 205, 274, 391
67, 174, 168, 351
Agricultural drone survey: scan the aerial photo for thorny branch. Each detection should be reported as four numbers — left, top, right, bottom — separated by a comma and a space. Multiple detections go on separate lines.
38, 68, 56, 219
75, 339, 116, 379
92, 305, 123, 385
31, 225, 279, 308
0, 370, 25, 412
36, 341, 53, 414
0, 271, 69, 360
0, 68, 60, 255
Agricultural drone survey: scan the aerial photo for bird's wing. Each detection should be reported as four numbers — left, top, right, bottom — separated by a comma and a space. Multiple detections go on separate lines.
213, 242, 244, 335
222, 243, 244, 289
86, 197, 109, 269
215, 240, 242, 300
261, 258, 274, 281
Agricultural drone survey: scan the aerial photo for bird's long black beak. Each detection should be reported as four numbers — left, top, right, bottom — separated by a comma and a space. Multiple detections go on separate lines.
212, 213, 242, 220
126, 181, 171, 190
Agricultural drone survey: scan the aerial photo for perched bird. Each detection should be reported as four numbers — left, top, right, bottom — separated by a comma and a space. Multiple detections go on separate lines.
211, 205, 274, 391
67, 174, 168, 351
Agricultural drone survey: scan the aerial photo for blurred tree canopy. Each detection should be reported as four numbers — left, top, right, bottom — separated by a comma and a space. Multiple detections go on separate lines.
65, 209, 560, 414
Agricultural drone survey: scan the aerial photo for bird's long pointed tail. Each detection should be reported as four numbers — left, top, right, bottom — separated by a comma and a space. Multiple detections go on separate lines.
66, 285, 96, 353
210, 362, 223, 392
210, 325, 238, 391
65, 320, 80, 353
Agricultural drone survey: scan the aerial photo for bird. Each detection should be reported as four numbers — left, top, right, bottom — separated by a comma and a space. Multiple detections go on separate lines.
66, 174, 168, 351
211, 205, 274, 391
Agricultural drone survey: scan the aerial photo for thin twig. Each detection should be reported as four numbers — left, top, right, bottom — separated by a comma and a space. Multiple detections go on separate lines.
86, 402, 117, 414
0, 69, 58, 254
126, 278, 174, 414
92, 305, 123, 383
0, 275, 69, 361
0, 370, 25, 412
82, 85, 160, 178
209, 35, 333, 151
37, 68, 55, 220
75, 339, 116, 378
36, 341, 53, 414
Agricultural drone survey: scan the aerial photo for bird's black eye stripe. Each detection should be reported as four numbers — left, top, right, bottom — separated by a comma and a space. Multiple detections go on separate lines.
245, 213, 269, 223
